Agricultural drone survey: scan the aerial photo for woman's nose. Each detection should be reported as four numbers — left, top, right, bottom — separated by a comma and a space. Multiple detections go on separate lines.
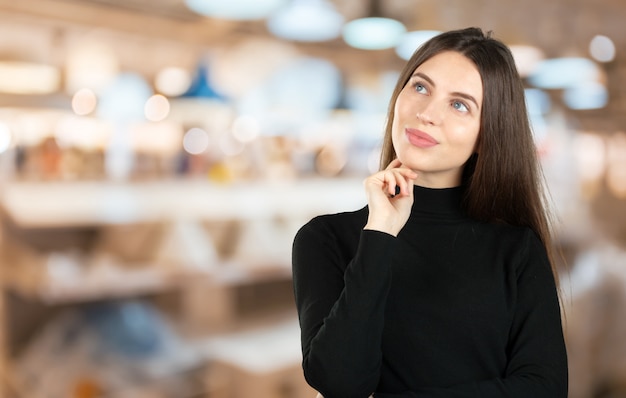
416, 101, 442, 125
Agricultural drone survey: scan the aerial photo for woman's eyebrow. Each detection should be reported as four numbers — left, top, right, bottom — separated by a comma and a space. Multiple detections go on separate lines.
453, 92, 480, 109
412, 72, 435, 87
411, 72, 480, 110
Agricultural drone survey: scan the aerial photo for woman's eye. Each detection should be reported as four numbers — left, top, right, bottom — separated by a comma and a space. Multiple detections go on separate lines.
453, 101, 469, 112
414, 83, 427, 94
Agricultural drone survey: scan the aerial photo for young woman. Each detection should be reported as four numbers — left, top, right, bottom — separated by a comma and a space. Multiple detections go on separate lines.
291, 27, 568, 397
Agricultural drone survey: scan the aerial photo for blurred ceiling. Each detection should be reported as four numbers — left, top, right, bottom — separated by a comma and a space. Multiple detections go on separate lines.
0, 0, 624, 130
1, 0, 624, 61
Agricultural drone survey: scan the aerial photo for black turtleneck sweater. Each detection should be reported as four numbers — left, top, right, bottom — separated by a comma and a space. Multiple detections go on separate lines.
291, 185, 567, 398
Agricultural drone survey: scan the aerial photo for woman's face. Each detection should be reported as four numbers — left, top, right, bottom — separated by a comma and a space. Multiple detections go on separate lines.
391, 50, 483, 188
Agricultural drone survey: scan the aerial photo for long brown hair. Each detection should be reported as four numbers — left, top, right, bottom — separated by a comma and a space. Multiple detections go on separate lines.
380, 27, 561, 289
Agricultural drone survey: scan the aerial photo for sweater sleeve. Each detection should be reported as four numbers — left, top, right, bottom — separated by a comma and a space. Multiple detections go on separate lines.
374, 229, 568, 398
292, 220, 396, 398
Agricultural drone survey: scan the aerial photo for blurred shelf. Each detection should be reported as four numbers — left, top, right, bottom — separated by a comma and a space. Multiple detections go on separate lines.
2, 260, 293, 305
211, 261, 293, 285
3, 266, 200, 304
0, 178, 366, 228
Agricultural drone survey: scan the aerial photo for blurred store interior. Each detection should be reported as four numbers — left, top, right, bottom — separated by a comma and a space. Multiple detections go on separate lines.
0, 0, 624, 397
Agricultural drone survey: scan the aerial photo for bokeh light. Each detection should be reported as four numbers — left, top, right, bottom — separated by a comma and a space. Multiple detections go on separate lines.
590, 35, 616, 63
144, 94, 170, 122
155, 67, 192, 97
183, 127, 210, 155
72, 88, 98, 116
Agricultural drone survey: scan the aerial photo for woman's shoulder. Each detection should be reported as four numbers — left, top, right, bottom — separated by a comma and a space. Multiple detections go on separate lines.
494, 222, 536, 239
300, 206, 368, 236
475, 219, 536, 240
293, 206, 368, 253
480, 222, 549, 266
292, 207, 370, 274
469, 220, 544, 256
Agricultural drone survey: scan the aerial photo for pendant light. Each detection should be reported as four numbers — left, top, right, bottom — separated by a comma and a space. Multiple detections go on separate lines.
342, 0, 406, 50
267, 0, 344, 42
185, 0, 287, 20
528, 57, 600, 89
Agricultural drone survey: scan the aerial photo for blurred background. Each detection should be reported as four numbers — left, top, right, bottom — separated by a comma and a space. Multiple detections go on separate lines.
0, 0, 624, 397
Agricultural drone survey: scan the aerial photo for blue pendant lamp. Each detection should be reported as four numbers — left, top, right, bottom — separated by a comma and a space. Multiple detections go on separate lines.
181, 62, 226, 101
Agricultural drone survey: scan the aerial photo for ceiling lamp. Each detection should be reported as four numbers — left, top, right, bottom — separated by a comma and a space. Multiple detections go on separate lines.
0, 61, 60, 95
563, 82, 608, 110
181, 62, 226, 101
343, 17, 406, 50
395, 30, 441, 60
528, 57, 600, 89
267, 0, 344, 42
98, 73, 152, 122
342, 0, 406, 50
185, 0, 287, 20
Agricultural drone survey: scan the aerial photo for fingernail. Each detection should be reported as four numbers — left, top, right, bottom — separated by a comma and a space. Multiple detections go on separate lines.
389, 185, 401, 198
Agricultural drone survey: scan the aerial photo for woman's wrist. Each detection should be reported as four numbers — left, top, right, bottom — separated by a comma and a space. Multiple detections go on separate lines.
364, 220, 400, 237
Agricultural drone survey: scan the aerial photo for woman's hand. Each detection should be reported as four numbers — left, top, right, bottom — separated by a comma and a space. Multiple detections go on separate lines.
363, 159, 417, 237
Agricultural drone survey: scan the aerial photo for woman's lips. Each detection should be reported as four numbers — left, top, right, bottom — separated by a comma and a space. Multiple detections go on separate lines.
406, 128, 438, 148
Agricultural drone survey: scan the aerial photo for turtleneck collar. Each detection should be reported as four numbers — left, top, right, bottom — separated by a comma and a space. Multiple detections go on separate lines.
409, 184, 466, 221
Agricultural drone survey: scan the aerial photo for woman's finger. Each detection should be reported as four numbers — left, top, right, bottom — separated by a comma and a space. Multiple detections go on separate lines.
382, 170, 399, 197
365, 164, 416, 197
388, 168, 417, 197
